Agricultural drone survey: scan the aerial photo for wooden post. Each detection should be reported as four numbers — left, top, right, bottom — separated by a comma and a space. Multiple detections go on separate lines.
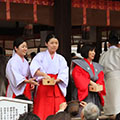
94, 27, 102, 62
54, 0, 71, 66
54, 0, 71, 101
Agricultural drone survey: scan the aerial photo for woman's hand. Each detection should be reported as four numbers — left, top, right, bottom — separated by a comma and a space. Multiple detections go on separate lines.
24, 77, 39, 86
35, 70, 51, 79
43, 73, 51, 79
89, 81, 103, 92
90, 80, 97, 87
30, 84, 35, 90
89, 81, 98, 92
56, 79, 61, 83
54, 79, 61, 84
29, 78, 39, 86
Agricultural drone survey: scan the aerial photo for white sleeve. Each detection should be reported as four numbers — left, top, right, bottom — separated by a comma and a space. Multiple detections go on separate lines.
30, 53, 44, 77
9, 61, 25, 87
57, 56, 69, 88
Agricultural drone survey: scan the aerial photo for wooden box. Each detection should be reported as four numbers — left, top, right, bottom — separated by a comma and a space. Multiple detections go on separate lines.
89, 84, 103, 92
42, 78, 55, 85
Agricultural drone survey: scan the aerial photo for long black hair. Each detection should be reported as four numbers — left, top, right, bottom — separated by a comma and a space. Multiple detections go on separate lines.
80, 44, 96, 58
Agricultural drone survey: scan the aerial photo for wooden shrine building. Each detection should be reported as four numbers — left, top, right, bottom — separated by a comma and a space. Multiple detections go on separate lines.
1, 0, 120, 100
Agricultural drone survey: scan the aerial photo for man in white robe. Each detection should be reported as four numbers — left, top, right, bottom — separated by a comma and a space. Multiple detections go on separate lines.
99, 31, 120, 118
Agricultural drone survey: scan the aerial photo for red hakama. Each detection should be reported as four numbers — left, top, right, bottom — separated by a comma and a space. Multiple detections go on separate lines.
6, 83, 31, 100
33, 74, 66, 120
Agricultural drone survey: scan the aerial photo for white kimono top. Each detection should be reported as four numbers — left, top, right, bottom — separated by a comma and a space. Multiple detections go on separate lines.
6, 53, 30, 97
30, 50, 69, 97
99, 46, 120, 115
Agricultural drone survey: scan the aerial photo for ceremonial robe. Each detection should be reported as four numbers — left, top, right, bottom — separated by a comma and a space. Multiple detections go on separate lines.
72, 59, 106, 108
6, 53, 31, 99
99, 47, 120, 115
30, 50, 69, 120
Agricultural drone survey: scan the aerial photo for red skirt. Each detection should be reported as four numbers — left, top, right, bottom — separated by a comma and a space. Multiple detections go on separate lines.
6, 83, 31, 100
13, 83, 31, 100
33, 74, 66, 120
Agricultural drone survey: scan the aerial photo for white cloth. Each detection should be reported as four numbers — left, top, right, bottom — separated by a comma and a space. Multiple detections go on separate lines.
30, 50, 69, 97
6, 53, 30, 97
109, 45, 117, 49
99, 47, 120, 115
12, 50, 15, 57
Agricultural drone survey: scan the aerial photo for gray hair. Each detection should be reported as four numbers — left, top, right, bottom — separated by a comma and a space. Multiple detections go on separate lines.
84, 102, 100, 120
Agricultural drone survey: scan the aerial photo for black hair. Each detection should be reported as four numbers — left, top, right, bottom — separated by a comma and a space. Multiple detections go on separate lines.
30, 52, 36, 60
13, 37, 26, 49
18, 112, 40, 120
66, 100, 80, 117
108, 31, 119, 45
80, 44, 95, 58
53, 111, 71, 120
46, 115, 55, 120
45, 33, 58, 43
71, 53, 76, 58
0, 47, 5, 55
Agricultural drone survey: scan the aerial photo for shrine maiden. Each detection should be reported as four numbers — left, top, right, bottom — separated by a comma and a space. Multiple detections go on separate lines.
30, 33, 69, 120
6, 37, 38, 99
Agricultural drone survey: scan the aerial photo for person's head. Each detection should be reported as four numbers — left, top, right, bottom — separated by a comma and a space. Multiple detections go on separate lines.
0, 47, 5, 55
81, 103, 100, 120
108, 31, 119, 46
45, 33, 59, 54
67, 100, 80, 116
80, 44, 96, 61
46, 115, 55, 120
18, 112, 40, 120
30, 52, 36, 60
13, 37, 27, 58
71, 53, 76, 58
54, 111, 71, 120
71, 53, 78, 59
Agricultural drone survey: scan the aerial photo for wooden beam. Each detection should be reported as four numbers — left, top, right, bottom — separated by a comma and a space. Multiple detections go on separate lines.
0, 2, 6, 20
1, 2, 120, 27
0, 35, 17, 40
94, 27, 102, 62
87, 9, 107, 26
0, 27, 24, 36
72, 7, 83, 26
37, 5, 54, 26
